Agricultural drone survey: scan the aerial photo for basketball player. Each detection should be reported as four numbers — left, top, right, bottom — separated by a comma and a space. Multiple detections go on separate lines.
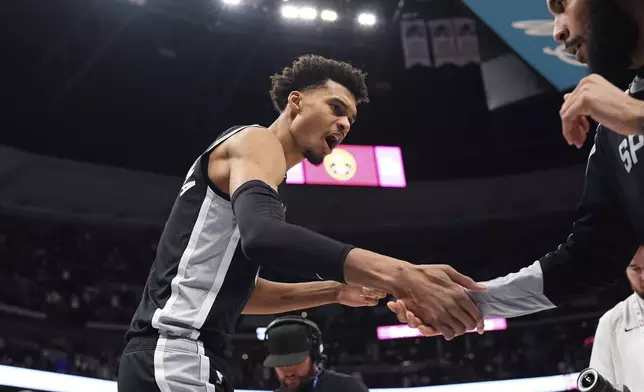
389, 0, 644, 336
117, 54, 486, 392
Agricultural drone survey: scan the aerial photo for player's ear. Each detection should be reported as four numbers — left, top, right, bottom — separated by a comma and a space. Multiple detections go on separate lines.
287, 91, 303, 113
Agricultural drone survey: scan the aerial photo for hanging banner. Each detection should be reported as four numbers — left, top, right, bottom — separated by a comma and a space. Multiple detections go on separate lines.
453, 18, 480, 66
400, 19, 433, 69
427, 19, 459, 67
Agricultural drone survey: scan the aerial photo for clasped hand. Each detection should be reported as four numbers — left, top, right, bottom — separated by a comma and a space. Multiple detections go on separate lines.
388, 265, 486, 341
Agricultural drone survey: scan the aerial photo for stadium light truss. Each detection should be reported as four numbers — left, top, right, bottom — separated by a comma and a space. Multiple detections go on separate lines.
277, 4, 374, 26
357, 12, 376, 26
320, 9, 338, 22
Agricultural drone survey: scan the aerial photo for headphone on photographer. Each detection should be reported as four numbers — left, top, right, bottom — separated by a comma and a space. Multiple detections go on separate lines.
265, 316, 326, 365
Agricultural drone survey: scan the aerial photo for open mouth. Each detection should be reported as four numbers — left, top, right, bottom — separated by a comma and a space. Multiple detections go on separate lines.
325, 135, 341, 150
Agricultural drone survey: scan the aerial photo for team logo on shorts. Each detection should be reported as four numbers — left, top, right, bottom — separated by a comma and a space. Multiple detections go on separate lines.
323, 148, 357, 181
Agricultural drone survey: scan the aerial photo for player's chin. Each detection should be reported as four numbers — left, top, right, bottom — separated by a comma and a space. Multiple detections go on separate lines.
303, 149, 326, 166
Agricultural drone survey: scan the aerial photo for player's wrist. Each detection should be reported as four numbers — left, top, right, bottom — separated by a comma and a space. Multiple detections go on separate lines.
630, 100, 644, 135
332, 282, 344, 304
343, 248, 409, 294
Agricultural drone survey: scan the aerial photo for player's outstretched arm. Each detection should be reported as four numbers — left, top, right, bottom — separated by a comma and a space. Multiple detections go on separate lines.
241, 278, 385, 315
388, 135, 639, 336
222, 128, 486, 339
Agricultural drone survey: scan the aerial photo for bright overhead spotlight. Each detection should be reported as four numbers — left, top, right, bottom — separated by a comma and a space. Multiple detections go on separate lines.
357, 12, 376, 26
320, 9, 337, 22
299, 6, 317, 20
281, 4, 299, 18
222, 0, 240, 4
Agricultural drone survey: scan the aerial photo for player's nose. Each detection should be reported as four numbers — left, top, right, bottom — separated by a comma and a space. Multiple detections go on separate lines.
552, 18, 569, 43
336, 117, 350, 134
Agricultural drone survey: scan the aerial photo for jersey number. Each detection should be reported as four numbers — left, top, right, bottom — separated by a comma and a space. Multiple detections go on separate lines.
180, 160, 198, 197
619, 135, 644, 173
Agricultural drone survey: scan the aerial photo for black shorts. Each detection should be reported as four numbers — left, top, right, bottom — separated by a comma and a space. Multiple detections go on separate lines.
118, 336, 233, 392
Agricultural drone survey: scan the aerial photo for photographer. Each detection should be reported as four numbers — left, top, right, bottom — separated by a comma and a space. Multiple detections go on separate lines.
263, 316, 368, 392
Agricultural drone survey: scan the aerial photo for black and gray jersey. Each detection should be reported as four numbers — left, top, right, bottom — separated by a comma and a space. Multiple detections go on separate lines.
126, 125, 262, 355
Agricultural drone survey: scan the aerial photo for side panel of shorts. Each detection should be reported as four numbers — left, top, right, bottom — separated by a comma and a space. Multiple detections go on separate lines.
118, 337, 229, 392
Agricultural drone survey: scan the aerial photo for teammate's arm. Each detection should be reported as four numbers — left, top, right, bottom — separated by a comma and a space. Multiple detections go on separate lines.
241, 278, 384, 315
390, 134, 638, 324
466, 138, 638, 318
462, 135, 638, 317
222, 128, 487, 339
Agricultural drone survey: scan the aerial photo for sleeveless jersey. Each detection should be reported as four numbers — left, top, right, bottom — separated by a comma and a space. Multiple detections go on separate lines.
125, 125, 262, 358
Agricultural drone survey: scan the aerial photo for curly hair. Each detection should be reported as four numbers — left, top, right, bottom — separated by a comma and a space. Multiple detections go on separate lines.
269, 54, 369, 113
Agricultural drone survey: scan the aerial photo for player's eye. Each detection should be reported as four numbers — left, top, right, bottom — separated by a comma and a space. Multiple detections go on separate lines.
555, 0, 565, 12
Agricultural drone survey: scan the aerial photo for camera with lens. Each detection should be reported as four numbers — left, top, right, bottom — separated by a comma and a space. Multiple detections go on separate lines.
577, 368, 631, 392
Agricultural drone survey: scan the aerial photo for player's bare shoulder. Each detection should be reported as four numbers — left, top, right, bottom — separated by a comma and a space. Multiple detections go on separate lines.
208, 126, 286, 195
228, 127, 283, 159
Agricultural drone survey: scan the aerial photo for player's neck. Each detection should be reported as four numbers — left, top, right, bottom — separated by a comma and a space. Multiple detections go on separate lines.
267, 114, 305, 170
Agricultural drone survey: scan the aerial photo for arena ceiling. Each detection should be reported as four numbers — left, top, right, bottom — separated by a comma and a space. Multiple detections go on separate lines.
2, 0, 593, 182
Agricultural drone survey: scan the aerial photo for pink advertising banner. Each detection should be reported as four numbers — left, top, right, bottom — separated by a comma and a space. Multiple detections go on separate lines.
285, 145, 406, 188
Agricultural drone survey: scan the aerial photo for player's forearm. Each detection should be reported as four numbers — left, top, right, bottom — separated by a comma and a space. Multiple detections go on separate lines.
242, 280, 341, 315
632, 100, 644, 135
233, 181, 352, 282
465, 260, 556, 318
343, 248, 409, 295
231, 181, 411, 291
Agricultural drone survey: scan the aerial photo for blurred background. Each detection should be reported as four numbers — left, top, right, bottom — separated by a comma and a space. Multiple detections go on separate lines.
0, 0, 637, 391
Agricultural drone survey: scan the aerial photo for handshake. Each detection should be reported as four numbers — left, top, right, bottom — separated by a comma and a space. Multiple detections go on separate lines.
343, 250, 488, 341
383, 264, 487, 341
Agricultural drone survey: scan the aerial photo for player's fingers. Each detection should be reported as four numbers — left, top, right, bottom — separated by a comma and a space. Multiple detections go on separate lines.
360, 295, 379, 306
386, 300, 400, 314
368, 289, 387, 299
387, 300, 408, 322
406, 312, 427, 331
458, 293, 483, 329
561, 118, 576, 147
418, 325, 441, 337
561, 104, 585, 148
412, 316, 425, 329
433, 319, 458, 341
476, 319, 485, 335
442, 266, 486, 291
564, 116, 587, 148
580, 115, 590, 134
450, 298, 481, 332
361, 287, 384, 299
396, 299, 409, 313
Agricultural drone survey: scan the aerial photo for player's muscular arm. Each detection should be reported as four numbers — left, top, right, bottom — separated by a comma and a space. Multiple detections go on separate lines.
389, 135, 638, 334
226, 127, 287, 194
242, 278, 341, 315
224, 127, 485, 339
242, 278, 385, 315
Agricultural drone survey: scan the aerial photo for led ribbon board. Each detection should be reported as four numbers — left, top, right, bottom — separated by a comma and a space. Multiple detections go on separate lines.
0, 365, 581, 392
286, 145, 406, 188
